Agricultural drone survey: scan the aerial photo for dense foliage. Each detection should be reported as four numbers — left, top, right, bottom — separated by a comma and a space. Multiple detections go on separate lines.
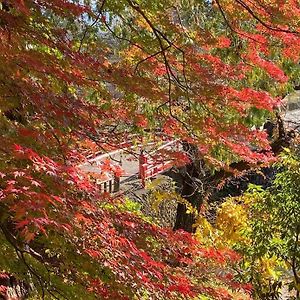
197, 149, 300, 299
0, 0, 300, 299
240, 150, 300, 299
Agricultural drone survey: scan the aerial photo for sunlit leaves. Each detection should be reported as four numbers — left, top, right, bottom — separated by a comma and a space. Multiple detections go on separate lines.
1, 0, 300, 298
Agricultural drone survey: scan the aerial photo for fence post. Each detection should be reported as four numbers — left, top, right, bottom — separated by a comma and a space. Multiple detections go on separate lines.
113, 176, 120, 193
139, 152, 147, 179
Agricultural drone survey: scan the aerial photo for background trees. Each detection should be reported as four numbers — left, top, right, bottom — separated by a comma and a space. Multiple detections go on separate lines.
205, 148, 300, 299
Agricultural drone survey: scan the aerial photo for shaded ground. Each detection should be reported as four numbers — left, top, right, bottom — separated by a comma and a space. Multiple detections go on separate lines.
121, 175, 177, 228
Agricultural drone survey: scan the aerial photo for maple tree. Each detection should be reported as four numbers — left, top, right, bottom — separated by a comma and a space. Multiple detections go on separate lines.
0, 0, 300, 299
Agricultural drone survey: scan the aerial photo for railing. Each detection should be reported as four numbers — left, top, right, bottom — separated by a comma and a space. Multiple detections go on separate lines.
139, 140, 180, 186
96, 175, 120, 193
81, 139, 182, 191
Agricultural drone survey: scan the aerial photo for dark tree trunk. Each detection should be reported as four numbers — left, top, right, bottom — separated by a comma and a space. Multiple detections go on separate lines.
172, 143, 205, 232
173, 166, 202, 232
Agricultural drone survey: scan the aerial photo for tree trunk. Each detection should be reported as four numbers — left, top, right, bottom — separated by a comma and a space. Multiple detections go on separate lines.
173, 143, 205, 232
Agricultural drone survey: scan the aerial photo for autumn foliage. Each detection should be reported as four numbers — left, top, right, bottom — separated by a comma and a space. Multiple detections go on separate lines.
0, 0, 300, 299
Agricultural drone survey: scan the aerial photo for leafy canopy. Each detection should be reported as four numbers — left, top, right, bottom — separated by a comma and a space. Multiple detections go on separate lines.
1, 0, 300, 299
